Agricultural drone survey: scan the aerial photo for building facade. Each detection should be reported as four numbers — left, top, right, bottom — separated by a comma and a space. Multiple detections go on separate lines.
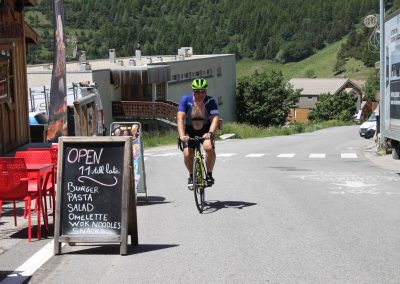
0, 0, 38, 155
28, 48, 237, 133
288, 78, 363, 123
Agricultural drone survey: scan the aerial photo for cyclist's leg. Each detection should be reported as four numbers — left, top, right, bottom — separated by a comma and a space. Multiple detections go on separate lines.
203, 139, 215, 172
183, 146, 195, 174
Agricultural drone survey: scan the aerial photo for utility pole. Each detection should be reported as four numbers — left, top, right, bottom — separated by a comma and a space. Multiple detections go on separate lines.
379, 0, 384, 140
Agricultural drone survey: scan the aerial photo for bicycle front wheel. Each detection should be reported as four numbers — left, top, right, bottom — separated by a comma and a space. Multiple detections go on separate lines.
193, 156, 205, 213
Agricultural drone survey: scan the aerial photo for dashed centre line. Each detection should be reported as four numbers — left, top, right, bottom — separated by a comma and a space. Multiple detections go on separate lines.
144, 152, 360, 160
245, 154, 265, 158
341, 153, 358, 159
277, 153, 296, 158
217, 153, 237, 157
309, 153, 326, 158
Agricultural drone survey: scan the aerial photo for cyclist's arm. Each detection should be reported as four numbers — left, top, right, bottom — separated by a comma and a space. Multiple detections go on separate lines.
177, 111, 189, 142
209, 115, 219, 134
203, 115, 219, 140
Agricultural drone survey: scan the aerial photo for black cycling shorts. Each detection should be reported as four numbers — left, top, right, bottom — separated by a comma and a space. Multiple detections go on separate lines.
182, 125, 214, 150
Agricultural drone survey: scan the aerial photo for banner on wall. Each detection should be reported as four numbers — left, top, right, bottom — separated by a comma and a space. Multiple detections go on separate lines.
47, 0, 67, 141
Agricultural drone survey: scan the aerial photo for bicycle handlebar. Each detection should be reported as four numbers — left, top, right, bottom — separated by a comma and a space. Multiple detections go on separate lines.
188, 136, 205, 142
177, 135, 214, 151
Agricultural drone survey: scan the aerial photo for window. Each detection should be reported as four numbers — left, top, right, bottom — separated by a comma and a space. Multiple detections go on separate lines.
143, 84, 152, 101
217, 96, 223, 105
156, 82, 166, 101
0, 56, 8, 101
0, 47, 13, 103
217, 67, 222, 76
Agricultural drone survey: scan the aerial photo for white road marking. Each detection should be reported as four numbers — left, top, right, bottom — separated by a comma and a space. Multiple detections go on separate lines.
2, 240, 65, 284
151, 153, 180, 157
277, 153, 295, 158
332, 181, 377, 188
245, 154, 265, 158
309, 153, 326, 158
341, 153, 358, 159
217, 153, 237, 157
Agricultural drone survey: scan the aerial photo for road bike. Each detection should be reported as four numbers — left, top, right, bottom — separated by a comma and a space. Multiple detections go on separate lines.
179, 136, 214, 213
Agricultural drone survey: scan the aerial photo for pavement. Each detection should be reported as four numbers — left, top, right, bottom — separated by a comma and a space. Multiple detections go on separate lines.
363, 141, 400, 173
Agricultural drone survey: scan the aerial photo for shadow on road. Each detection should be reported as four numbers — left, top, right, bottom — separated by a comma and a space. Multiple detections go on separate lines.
7, 223, 54, 240
202, 200, 257, 214
62, 243, 179, 256
137, 195, 171, 206
0, 207, 25, 218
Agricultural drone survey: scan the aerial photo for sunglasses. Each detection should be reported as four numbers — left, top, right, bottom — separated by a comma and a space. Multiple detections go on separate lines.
194, 90, 206, 94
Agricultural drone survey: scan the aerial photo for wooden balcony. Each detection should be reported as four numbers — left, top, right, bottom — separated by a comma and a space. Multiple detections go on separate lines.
112, 101, 178, 123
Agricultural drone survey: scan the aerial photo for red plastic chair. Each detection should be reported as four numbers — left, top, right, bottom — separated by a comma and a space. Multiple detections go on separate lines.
0, 158, 23, 225
15, 151, 56, 224
26, 148, 58, 182
0, 158, 42, 241
0, 159, 8, 220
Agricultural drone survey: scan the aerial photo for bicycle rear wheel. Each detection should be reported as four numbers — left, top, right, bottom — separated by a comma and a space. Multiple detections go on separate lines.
193, 156, 205, 213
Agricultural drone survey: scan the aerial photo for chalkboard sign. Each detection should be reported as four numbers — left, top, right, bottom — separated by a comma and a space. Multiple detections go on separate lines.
54, 137, 138, 255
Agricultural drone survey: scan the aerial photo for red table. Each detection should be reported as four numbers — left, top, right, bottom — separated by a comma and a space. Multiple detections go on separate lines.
26, 163, 54, 240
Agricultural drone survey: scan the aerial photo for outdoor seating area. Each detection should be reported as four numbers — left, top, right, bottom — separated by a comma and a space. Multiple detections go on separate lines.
0, 144, 58, 242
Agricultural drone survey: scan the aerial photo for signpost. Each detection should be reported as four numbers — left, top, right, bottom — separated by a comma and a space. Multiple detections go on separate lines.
54, 136, 138, 255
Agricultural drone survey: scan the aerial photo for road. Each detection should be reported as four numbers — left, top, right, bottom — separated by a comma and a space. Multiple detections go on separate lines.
1, 125, 400, 283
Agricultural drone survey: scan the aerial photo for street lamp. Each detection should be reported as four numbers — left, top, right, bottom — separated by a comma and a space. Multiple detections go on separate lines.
379, 0, 384, 140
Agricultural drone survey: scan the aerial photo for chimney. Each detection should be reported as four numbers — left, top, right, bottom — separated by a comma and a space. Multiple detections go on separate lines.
136, 49, 141, 62
109, 49, 116, 63
79, 51, 86, 64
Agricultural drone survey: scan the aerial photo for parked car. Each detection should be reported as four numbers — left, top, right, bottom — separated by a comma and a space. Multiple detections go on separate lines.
359, 113, 376, 139
29, 111, 48, 125
28, 111, 48, 142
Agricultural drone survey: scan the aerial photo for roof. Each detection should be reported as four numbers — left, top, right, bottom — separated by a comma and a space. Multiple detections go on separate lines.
289, 78, 362, 96
27, 53, 232, 73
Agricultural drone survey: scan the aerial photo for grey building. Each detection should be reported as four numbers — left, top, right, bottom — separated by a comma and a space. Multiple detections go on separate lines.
27, 48, 236, 132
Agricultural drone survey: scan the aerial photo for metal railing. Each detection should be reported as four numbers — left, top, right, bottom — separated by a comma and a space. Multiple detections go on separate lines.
112, 101, 178, 122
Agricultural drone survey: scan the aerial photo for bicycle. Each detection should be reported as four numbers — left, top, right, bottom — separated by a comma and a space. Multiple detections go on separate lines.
178, 136, 214, 213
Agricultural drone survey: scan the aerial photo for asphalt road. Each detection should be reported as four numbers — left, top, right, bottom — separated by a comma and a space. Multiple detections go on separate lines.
2, 125, 400, 283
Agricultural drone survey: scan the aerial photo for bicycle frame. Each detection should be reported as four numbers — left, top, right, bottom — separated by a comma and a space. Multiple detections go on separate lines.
178, 135, 214, 213
194, 142, 207, 188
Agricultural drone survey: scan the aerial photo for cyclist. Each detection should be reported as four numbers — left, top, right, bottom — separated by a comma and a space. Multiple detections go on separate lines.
177, 78, 220, 189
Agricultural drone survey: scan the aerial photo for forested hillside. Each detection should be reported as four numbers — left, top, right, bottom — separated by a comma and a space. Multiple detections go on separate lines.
26, 0, 379, 64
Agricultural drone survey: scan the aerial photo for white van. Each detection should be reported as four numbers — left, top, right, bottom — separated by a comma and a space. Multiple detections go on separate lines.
359, 112, 376, 139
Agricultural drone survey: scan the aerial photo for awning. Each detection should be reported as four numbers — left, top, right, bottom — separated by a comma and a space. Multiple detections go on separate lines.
110, 65, 171, 86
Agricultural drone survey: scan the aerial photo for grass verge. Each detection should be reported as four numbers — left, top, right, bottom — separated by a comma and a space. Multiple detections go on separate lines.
141, 120, 354, 148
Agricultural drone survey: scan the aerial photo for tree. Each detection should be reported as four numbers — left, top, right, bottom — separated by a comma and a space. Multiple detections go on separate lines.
363, 70, 379, 101
237, 70, 300, 127
308, 91, 357, 121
